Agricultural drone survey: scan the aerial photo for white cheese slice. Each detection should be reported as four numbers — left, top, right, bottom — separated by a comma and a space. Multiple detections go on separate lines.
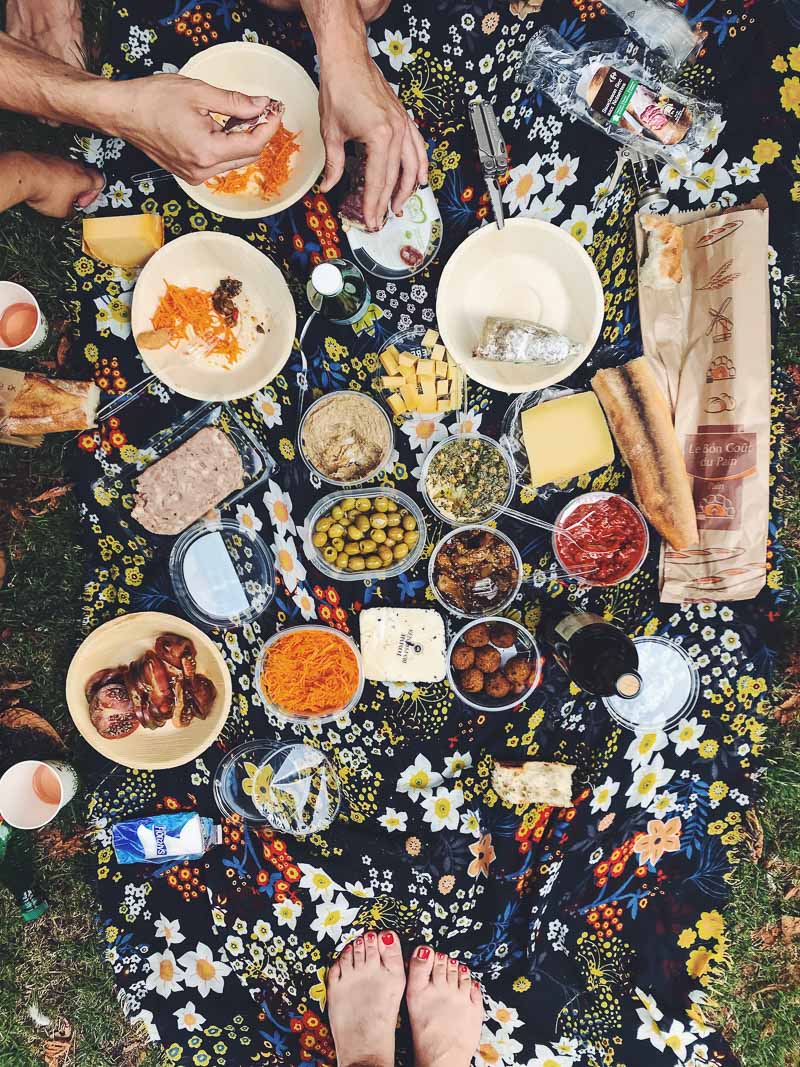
359, 608, 446, 683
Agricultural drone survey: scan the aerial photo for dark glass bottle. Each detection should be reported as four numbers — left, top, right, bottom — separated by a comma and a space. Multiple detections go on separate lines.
0, 821, 49, 922
542, 606, 641, 699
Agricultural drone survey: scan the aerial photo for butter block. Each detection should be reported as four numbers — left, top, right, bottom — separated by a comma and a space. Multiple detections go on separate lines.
360, 607, 446, 683
82, 213, 164, 269
421, 329, 439, 349
521, 392, 614, 487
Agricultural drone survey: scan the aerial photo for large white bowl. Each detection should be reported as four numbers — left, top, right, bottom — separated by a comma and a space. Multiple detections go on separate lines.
130, 231, 296, 402
435, 218, 604, 394
66, 612, 232, 770
177, 42, 325, 219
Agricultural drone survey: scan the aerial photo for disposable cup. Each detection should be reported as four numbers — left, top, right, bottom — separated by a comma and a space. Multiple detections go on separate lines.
0, 282, 47, 351
0, 759, 79, 829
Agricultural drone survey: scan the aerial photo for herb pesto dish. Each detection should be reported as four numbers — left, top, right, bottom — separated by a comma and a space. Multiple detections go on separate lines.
423, 435, 512, 524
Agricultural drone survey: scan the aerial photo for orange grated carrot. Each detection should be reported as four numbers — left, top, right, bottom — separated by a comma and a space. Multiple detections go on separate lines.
262, 630, 359, 717
206, 122, 300, 200
151, 282, 241, 365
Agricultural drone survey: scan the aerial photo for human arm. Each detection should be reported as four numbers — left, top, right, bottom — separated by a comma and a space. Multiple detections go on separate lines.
0, 151, 103, 216
5, 0, 85, 69
299, 0, 428, 230
0, 32, 282, 183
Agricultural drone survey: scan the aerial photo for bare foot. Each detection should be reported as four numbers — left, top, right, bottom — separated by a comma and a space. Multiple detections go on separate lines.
327, 930, 406, 1067
406, 946, 484, 1067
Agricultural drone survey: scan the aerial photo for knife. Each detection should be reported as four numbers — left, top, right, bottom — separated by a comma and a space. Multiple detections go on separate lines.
468, 98, 509, 230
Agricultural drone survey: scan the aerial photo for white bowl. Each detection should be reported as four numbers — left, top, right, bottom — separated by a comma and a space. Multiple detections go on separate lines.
435, 218, 604, 394
177, 42, 325, 219
130, 231, 296, 402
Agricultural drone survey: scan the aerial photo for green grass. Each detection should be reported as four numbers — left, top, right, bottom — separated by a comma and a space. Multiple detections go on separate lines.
0, 3, 799, 1065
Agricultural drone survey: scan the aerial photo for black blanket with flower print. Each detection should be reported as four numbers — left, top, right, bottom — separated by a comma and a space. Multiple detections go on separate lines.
69, 1, 799, 1065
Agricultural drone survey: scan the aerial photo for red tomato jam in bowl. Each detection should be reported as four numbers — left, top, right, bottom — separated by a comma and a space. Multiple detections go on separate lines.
553, 492, 648, 586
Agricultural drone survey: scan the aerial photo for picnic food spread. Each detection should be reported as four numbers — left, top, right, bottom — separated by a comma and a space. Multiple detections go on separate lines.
259, 628, 360, 718
19, 5, 794, 1066
423, 435, 512, 523
553, 494, 648, 585
148, 275, 258, 366
379, 328, 463, 416
309, 492, 420, 573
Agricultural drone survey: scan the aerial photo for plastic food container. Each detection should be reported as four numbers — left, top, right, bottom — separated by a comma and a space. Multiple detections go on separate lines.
254, 624, 365, 726
372, 325, 427, 420
447, 615, 542, 713
552, 491, 649, 587
429, 525, 523, 619
297, 391, 394, 488
89, 401, 276, 545
602, 636, 699, 732
421, 432, 516, 527
213, 739, 341, 835
304, 487, 427, 582
169, 519, 274, 628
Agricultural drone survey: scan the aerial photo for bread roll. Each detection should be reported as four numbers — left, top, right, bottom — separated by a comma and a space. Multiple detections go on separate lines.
592, 358, 698, 550
5, 373, 99, 435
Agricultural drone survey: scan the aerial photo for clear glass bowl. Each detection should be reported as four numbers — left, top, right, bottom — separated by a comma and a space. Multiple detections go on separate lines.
303, 487, 427, 582
429, 525, 523, 619
169, 519, 274, 628
602, 636, 699, 732
254, 624, 365, 726
421, 432, 516, 527
552, 491, 649, 587
446, 615, 542, 713
297, 391, 394, 489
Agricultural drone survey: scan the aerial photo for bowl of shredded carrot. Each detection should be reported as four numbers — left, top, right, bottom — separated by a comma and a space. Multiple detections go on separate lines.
255, 625, 364, 725
176, 42, 326, 220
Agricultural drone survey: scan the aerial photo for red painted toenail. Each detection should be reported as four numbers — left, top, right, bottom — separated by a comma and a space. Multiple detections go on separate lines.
460, 965, 469, 973
381, 932, 394, 945
356, 937, 364, 945
437, 952, 446, 960
416, 947, 430, 960
367, 932, 376, 940
343, 944, 352, 952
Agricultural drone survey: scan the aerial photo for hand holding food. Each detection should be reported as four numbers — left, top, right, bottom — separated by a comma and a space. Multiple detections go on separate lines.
112, 76, 284, 184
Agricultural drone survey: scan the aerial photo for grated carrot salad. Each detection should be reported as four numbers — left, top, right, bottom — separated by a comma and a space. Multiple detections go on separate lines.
206, 122, 301, 200
262, 630, 359, 717
151, 282, 241, 365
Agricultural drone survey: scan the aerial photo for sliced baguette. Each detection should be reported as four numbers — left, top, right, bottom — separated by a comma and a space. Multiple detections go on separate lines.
492, 760, 576, 808
5, 374, 99, 435
592, 357, 698, 550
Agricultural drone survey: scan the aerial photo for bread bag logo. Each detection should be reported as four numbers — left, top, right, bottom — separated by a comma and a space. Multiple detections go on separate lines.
684, 425, 757, 531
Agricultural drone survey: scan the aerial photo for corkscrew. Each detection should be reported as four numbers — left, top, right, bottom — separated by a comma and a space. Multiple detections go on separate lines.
606, 146, 669, 212
468, 98, 509, 230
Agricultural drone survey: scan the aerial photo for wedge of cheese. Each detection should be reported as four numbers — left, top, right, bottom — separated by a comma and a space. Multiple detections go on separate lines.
82, 213, 164, 269
360, 608, 446, 683
521, 392, 614, 487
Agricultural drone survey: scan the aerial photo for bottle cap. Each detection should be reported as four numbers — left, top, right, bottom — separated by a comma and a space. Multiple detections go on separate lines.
615, 671, 642, 699
311, 263, 344, 298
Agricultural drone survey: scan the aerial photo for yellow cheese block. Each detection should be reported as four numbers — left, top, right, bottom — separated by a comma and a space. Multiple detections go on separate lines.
82, 213, 164, 268
400, 384, 419, 411
430, 343, 446, 361
416, 359, 436, 379
399, 364, 417, 382
398, 351, 417, 368
387, 393, 406, 416
436, 378, 450, 398
380, 349, 400, 375
421, 329, 439, 349
418, 394, 439, 413
381, 375, 405, 389
436, 399, 451, 413
521, 392, 614, 487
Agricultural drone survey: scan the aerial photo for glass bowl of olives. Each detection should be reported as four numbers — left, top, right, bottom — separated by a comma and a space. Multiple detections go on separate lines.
303, 488, 427, 582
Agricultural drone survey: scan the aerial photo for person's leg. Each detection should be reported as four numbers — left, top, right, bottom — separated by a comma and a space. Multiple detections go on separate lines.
257, 0, 390, 21
406, 947, 484, 1067
326, 930, 406, 1067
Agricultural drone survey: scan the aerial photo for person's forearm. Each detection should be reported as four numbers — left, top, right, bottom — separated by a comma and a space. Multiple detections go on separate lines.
0, 151, 36, 212
299, 0, 370, 67
0, 32, 122, 132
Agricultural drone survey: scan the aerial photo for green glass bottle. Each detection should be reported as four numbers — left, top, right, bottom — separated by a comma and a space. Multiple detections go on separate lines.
306, 258, 371, 326
0, 820, 49, 922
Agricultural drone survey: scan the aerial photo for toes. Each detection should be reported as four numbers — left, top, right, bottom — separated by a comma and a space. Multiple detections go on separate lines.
378, 929, 404, 971
446, 956, 460, 983
364, 930, 380, 962
471, 979, 484, 1007
408, 944, 434, 987
432, 950, 448, 983
458, 962, 472, 989
351, 935, 366, 966
340, 942, 354, 969
328, 958, 342, 984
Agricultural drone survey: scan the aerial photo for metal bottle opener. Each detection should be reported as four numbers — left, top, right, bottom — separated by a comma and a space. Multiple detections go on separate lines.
468, 98, 509, 230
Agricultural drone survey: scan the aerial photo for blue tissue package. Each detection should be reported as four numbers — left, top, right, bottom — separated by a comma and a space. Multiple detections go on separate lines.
111, 812, 221, 865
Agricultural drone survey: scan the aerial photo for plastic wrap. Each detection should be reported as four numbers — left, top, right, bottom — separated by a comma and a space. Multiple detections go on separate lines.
603, 0, 703, 70
516, 28, 721, 164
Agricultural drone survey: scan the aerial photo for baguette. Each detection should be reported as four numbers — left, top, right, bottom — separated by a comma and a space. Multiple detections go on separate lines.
492, 760, 575, 808
5, 373, 99, 435
592, 357, 698, 550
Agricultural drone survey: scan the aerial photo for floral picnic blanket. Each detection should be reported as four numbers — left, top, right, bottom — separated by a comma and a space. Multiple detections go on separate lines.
68, 1, 799, 1065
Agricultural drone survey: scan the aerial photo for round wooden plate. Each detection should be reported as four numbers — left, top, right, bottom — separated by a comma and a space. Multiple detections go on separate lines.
177, 42, 325, 219
66, 612, 232, 770
435, 218, 604, 394
130, 230, 296, 402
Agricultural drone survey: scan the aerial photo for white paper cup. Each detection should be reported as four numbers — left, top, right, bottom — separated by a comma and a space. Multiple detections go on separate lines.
0, 281, 48, 352
0, 759, 79, 829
